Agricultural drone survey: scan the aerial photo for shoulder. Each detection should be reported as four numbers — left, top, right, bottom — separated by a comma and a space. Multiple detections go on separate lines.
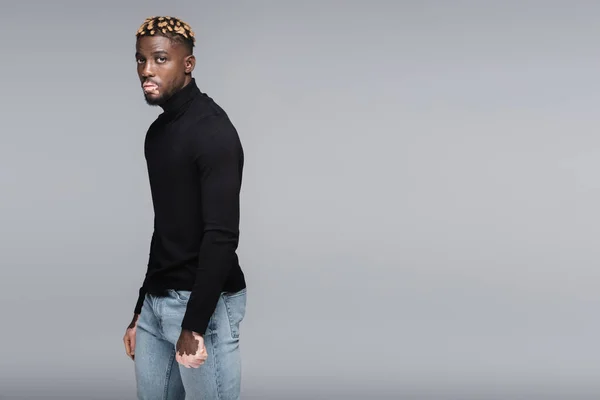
185, 95, 242, 158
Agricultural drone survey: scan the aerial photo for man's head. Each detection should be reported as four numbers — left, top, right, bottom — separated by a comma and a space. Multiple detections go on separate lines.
135, 16, 196, 106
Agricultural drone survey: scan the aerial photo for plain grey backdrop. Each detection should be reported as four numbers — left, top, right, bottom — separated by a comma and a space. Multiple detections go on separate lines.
1, 0, 600, 399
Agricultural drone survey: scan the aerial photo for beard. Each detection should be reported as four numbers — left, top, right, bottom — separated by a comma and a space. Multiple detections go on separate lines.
142, 77, 183, 106
144, 91, 168, 106
144, 93, 162, 106
143, 83, 179, 106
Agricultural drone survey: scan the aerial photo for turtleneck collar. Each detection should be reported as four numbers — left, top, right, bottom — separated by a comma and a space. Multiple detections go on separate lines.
160, 77, 200, 116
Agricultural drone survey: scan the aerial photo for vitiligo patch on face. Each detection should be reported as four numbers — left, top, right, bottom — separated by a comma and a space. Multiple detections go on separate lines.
136, 16, 196, 43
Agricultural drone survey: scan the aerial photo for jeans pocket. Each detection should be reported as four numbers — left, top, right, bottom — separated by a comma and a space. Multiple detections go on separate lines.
221, 288, 247, 339
172, 290, 191, 304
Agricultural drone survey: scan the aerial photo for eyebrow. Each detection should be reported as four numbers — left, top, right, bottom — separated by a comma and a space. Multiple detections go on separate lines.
135, 50, 169, 57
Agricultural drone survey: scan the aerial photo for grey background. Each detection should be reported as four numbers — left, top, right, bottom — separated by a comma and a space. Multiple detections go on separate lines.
1, 0, 600, 399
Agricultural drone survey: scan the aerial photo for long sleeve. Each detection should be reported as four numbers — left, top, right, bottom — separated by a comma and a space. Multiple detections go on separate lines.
133, 230, 156, 315
180, 127, 243, 334
134, 286, 146, 314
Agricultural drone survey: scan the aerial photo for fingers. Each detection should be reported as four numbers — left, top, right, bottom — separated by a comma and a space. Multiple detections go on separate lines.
182, 361, 204, 368
123, 330, 136, 360
188, 355, 205, 368
176, 351, 208, 369
124, 335, 131, 357
130, 334, 136, 360
175, 353, 188, 368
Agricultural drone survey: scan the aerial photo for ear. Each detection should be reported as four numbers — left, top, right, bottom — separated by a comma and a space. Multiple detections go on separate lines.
184, 55, 196, 74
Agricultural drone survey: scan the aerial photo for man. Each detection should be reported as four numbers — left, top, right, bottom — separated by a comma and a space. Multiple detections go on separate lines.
122, 16, 248, 400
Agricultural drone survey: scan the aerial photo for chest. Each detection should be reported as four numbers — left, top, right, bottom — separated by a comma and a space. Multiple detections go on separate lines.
144, 122, 197, 183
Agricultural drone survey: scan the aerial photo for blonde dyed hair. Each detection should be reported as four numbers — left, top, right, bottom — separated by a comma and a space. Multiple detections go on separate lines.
136, 16, 195, 50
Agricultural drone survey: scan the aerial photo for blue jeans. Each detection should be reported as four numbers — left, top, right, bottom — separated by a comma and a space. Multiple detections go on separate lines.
134, 288, 247, 400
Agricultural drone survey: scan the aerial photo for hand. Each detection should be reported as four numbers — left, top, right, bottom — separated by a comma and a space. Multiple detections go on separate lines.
176, 329, 208, 368
123, 313, 139, 360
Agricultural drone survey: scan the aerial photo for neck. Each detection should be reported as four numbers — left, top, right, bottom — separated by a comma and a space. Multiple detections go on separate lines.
160, 77, 199, 115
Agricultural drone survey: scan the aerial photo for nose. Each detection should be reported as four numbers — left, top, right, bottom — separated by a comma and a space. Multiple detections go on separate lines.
140, 62, 155, 78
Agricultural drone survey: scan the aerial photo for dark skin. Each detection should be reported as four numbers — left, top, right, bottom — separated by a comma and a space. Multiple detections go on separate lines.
125, 35, 205, 365
127, 314, 139, 330
176, 330, 201, 357
124, 310, 203, 364
135, 34, 195, 106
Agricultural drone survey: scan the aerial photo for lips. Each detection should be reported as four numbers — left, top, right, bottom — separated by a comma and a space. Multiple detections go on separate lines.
143, 81, 159, 92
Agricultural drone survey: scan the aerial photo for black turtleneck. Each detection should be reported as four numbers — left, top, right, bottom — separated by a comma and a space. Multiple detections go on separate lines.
133, 78, 246, 335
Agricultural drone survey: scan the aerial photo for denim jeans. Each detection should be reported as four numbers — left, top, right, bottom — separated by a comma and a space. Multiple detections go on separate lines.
134, 288, 247, 400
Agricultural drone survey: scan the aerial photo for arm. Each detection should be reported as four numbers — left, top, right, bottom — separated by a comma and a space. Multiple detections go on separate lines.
134, 286, 146, 315
181, 127, 243, 335
125, 249, 152, 360
133, 230, 156, 315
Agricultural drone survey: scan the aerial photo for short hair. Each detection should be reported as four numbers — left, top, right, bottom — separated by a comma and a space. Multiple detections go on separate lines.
136, 16, 195, 53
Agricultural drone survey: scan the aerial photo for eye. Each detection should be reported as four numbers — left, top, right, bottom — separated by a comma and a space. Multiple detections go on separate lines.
136, 58, 145, 64
157, 57, 167, 63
